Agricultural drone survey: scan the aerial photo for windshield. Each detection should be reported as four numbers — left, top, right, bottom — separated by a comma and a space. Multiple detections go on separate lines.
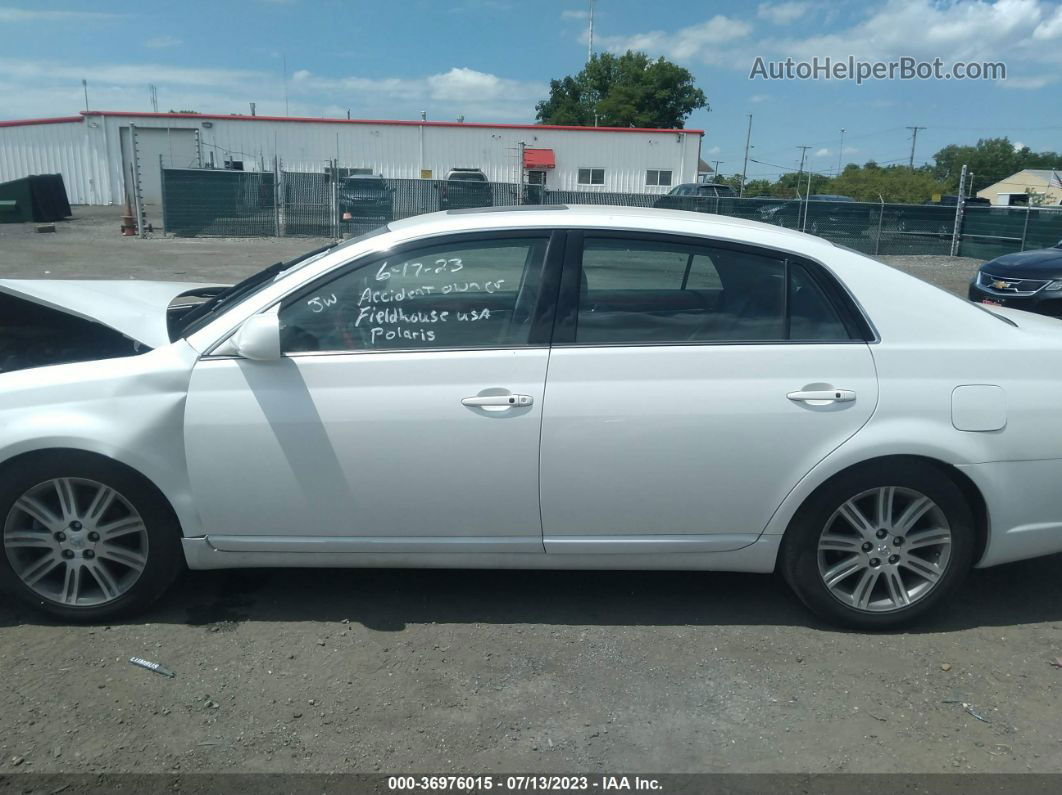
177, 225, 390, 337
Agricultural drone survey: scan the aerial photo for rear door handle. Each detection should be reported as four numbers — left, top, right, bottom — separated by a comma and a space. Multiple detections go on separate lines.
787, 389, 856, 404
461, 394, 533, 407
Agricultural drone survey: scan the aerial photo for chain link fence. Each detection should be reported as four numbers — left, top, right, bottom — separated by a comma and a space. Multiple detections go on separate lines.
160, 165, 1062, 258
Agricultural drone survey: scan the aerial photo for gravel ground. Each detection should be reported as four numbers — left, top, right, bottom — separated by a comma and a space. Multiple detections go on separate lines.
2, 208, 1061, 777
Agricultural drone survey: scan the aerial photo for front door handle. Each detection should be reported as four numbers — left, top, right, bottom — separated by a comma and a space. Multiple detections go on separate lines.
787, 389, 856, 404
461, 394, 533, 408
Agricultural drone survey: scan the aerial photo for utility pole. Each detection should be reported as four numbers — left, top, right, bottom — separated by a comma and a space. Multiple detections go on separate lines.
795, 145, 811, 187
711, 160, 723, 178
739, 114, 752, 197
907, 126, 926, 168
149, 84, 158, 113
837, 128, 846, 175
81, 78, 89, 112
796, 145, 811, 229
587, 0, 595, 63
950, 163, 968, 256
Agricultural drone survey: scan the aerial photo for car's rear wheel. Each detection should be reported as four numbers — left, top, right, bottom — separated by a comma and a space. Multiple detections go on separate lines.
0, 454, 183, 622
781, 461, 975, 629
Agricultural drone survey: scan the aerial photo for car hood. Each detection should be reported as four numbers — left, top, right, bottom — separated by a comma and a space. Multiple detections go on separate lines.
980, 246, 1062, 278
0, 279, 227, 348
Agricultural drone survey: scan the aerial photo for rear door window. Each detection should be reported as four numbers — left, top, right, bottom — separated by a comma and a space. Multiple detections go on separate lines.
570, 236, 855, 345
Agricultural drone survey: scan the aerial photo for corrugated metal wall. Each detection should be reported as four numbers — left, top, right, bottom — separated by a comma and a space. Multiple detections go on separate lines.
0, 119, 114, 205
1, 112, 703, 205
120, 115, 701, 193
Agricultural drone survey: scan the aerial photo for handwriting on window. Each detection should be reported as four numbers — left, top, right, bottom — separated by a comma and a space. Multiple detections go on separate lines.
303, 256, 506, 348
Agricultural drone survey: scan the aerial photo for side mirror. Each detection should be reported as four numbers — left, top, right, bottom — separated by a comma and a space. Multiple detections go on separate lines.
233, 310, 281, 361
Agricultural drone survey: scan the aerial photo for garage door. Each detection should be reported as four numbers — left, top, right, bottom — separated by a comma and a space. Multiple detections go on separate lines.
121, 126, 200, 208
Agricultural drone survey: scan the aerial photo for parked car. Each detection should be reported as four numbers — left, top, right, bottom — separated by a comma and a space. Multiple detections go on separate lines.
437, 168, 493, 210
653, 182, 737, 213
2, 207, 1062, 629
759, 194, 868, 236
338, 174, 393, 222
968, 240, 1062, 316
930, 195, 991, 207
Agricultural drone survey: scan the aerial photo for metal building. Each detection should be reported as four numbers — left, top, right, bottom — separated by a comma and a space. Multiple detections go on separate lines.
0, 110, 704, 207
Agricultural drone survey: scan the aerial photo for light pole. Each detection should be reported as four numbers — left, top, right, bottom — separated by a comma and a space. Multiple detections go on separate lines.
837, 128, 846, 175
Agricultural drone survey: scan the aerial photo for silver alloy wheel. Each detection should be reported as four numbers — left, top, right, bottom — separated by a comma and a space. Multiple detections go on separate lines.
3, 478, 149, 607
816, 486, 952, 613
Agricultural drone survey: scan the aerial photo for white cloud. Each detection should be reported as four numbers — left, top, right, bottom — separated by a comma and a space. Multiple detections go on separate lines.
757, 2, 810, 25
0, 6, 122, 21
561, 9, 589, 20
1034, 3, 1062, 38
768, 0, 1062, 64
598, 0, 1062, 86
705, 145, 722, 155
998, 75, 1052, 88
815, 147, 830, 156
749, 93, 769, 103
0, 58, 263, 89
595, 15, 753, 63
0, 58, 547, 123
289, 66, 543, 106
427, 67, 543, 102
1014, 141, 1026, 150
144, 35, 183, 49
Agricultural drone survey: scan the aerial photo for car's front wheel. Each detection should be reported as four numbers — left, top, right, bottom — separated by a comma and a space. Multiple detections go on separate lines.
781, 461, 975, 629
0, 453, 183, 622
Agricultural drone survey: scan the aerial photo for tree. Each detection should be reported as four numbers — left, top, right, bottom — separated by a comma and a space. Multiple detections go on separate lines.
829, 163, 947, 203
535, 51, 707, 128
931, 137, 1062, 193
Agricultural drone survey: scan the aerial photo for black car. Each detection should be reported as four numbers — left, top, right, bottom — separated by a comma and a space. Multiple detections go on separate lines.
438, 168, 493, 210
339, 174, 393, 222
759, 194, 868, 235
653, 183, 737, 213
968, 241, 1062, 316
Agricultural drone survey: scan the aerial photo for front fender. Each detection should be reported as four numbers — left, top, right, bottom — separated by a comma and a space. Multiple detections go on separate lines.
0, 342, 203, 538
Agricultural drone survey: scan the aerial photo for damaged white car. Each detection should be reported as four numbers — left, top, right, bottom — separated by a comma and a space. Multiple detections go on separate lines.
3, 206, 1062, 629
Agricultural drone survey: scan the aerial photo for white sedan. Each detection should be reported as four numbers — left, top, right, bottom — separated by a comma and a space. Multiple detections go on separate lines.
1, 206, 1060, 629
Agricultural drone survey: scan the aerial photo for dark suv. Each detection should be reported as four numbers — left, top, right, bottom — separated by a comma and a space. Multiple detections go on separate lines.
438, 168, 493, 210
338, 174, 393, 222
968, 241, 1062, 316
653, 183, 737, 213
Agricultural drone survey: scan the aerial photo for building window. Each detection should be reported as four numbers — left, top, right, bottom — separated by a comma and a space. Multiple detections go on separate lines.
646, 169, 673, 187
578, 168, 605, 185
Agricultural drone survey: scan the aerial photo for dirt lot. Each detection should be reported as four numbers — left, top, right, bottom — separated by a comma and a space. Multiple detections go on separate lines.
2, 208, 1062, 776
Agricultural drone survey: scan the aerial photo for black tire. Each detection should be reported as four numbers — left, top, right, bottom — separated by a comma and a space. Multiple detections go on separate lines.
0, 452, 183, 622
780, 460, 975, 630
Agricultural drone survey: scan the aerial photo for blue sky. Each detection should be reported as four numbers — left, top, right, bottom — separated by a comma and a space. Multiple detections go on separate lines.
1, 0, 1061, 179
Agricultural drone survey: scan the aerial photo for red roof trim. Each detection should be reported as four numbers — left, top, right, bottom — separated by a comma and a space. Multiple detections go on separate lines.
0, 115, 84, 128
72, 110, 702, 135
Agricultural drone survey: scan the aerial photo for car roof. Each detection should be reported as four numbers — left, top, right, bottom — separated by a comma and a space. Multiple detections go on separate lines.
387, 205, 825, 250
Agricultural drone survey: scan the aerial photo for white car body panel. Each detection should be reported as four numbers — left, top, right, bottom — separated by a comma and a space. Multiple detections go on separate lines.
2, 206, 1062, 579
539, 344, 878, 551
0, 342, 205, 538
0, 278, 223, 348
184, 350, 549, 548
